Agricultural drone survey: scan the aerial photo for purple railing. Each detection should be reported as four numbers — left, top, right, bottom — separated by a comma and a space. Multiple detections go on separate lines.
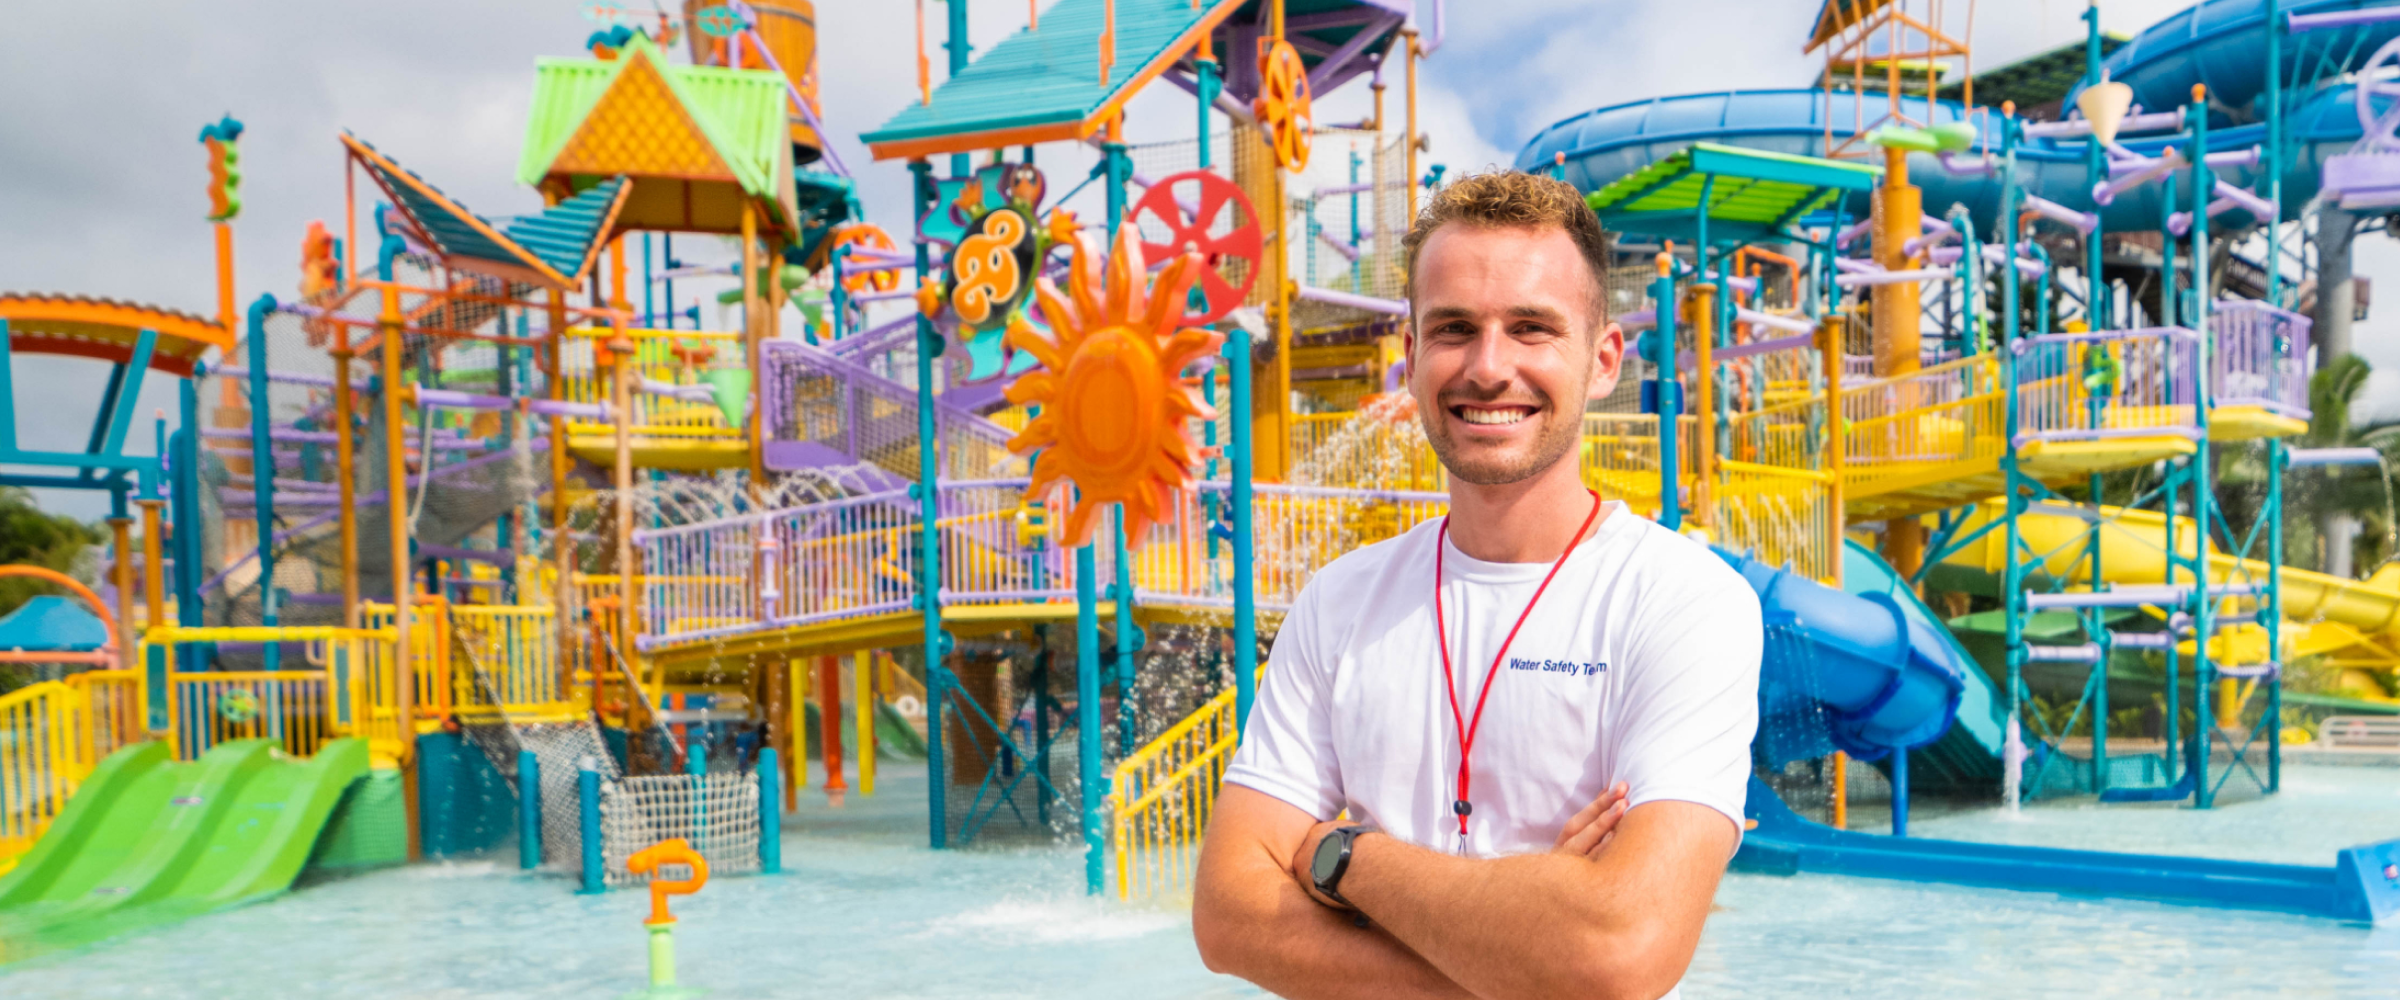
2210, 299, 2313, 419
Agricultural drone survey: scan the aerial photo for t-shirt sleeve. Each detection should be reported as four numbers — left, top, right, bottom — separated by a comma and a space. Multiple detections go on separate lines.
1221, 581, 1345, 820
1610, 548, 1762, 837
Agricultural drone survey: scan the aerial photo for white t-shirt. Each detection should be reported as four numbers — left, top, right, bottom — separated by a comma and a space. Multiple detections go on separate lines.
1224, 501, 1762, 859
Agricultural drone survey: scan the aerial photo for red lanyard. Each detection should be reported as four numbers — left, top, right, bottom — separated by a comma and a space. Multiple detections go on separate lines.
1434, 490, 1603, 842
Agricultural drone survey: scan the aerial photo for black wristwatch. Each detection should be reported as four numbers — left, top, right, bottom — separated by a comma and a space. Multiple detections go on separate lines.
1309, 824, 1375, 909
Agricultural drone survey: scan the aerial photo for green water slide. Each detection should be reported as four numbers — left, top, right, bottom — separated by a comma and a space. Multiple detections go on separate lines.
1842, 541, 2007, 793
0, 737, 368, 962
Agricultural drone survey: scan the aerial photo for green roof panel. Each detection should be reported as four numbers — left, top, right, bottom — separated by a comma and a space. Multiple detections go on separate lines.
1586, 143, 1882, 243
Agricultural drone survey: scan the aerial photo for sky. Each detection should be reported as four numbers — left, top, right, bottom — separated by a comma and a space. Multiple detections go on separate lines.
3, 0, 2396, 520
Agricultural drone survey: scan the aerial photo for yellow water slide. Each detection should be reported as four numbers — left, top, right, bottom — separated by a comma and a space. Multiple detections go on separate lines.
1938, 499, 2400, 698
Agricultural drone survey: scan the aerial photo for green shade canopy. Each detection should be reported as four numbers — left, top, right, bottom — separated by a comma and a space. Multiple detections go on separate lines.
1584, 142, 1883, 244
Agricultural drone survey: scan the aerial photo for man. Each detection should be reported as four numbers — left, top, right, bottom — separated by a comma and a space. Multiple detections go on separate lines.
1191, 171, 1761, 1000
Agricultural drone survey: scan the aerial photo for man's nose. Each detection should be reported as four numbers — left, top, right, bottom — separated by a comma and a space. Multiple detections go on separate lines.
1460, 325, 1515, 388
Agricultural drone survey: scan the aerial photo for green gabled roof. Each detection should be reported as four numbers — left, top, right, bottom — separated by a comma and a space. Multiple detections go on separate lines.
1585, 142, 1882, 243
517, 36, 790, 208
862, 0, 1241, 158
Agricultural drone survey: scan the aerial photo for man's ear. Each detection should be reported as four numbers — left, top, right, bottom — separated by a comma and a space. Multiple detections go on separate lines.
1586, 321, 1626, 401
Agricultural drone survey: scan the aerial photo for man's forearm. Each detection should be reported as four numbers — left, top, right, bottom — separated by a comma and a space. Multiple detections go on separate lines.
1193, 831, 1475, 1000
1196, 882, 1475, 1000
1337, 805, 1731, 1000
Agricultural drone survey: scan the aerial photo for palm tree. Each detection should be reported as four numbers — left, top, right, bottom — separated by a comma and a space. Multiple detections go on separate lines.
2288, 355, 2400, 576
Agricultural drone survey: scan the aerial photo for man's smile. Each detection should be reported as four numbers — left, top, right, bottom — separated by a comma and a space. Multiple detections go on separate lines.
1450, 403, 1542, 427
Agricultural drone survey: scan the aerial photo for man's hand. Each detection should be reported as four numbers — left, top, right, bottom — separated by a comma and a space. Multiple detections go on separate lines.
1552, 781, 1630, 860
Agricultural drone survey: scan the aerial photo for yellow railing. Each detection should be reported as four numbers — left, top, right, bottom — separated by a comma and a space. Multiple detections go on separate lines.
1110, 684, 1242, 902
1716, 392, 1839, 582
361, 598, 454, 725
0, 672, 143, 875
142, 625, 400, 762
558, 327, 744, 440
1838, 354, 2005, 499
362, 601, 571, 724
449, 604, 574, 722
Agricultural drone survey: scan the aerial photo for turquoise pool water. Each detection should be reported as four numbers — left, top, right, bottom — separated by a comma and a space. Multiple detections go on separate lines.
4, 764, 2396, 998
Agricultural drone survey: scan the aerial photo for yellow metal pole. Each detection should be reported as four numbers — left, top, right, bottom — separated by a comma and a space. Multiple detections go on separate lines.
792, 658, 810, 791
379, 279, 414, 748
609, 328, 637, 689
137, 499, 165, 640
1689, 283, 1716, 528
741, 204, 764, 490
1820, 314, 1846, 587
1831, 750, 1849, 829
546, 291, 572, 636
854, 648, 876, 796
1403, 28, 1420, 222
108, 517, 134, 656
1872, 145, 1925, 582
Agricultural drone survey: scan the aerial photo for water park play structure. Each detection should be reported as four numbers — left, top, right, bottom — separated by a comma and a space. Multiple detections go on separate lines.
8, 0, 2400, 980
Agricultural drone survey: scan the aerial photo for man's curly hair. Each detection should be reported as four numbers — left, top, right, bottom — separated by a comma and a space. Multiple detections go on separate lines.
1401, 170, 1612, 324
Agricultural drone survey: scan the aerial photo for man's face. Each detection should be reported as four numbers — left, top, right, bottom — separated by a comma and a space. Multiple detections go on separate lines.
1406, 224, 1623, 486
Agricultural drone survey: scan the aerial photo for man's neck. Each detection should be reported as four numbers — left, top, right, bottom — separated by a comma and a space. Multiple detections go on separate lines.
1444, 459, 1606, 563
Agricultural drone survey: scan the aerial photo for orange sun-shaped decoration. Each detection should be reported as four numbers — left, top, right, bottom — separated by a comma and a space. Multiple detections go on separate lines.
1002, 223, 1224, 549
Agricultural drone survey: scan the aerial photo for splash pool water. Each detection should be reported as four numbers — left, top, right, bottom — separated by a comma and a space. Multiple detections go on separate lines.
3, 764, 2395, 998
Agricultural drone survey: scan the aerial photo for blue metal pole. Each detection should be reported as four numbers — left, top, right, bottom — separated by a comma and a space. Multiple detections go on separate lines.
578, 764, 603, 894
664, 233, 677, 330
173, 372, 205, 632
758, 747, 782, 874
1891, 749, 1909, 836
244, 294, 281, 669
2084, 2, 2108, 330
2267, 439, 2286, 792
946, 0, 972, 179
2000, 112, 2028, 810
1196, 57, 1220, 170
1229, 329, 1257, 737
1651, 260, 1681, 530
519, 749, 541, 870
1104, 141, 1138, 756
911, 159, 951, 849
2191, 89, 2219, 810
1077, 540, 1103, 895
2266, 0, 2286, 309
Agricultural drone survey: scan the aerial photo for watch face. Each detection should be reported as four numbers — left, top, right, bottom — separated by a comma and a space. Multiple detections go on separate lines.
1311, 830, 1345, 884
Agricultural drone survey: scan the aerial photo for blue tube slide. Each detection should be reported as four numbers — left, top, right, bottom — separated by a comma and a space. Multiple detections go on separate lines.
1715, 546, 1969, 764
1515, 1, 2400, 234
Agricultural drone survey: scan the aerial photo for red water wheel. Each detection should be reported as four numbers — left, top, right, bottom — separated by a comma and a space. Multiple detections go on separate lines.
1130, 170, 1264, 328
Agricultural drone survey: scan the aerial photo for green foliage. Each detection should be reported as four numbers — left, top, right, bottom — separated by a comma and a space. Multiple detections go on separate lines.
0, 486, 102, 618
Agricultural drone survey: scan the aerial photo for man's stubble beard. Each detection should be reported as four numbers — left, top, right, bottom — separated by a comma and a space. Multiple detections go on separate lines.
1417, 370, 1591, 487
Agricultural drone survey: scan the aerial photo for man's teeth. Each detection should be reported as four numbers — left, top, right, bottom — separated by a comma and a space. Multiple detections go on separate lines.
1459, 408, 1530, 426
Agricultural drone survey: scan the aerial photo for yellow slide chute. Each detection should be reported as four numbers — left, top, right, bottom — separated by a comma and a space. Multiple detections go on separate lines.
1937, 499, 2400, 701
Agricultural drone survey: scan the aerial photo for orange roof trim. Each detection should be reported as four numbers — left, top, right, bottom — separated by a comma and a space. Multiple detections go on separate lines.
0, 293, 233, 377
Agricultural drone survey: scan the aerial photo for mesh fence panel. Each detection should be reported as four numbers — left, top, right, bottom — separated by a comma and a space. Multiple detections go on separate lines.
599, 773, 761, 885
197, 286, 543, 644
760, 340, 1021, 481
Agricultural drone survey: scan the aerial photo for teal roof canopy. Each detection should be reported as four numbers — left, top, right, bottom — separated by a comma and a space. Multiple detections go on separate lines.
0, 595, 108, 653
